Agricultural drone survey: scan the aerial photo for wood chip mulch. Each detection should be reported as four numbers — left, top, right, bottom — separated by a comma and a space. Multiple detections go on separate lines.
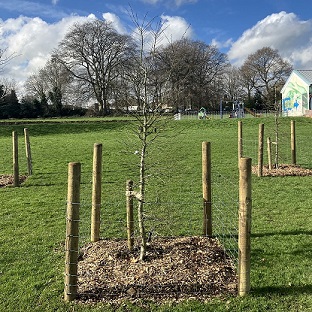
0, 175, 27, 187
77, 236, 237, 305
252, 164, 312, 177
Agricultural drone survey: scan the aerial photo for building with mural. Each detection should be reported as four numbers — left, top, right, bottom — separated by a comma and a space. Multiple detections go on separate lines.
281, 70, 312, 116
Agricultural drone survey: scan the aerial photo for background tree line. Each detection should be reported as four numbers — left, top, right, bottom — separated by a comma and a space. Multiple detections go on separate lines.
0, 18, 293, 119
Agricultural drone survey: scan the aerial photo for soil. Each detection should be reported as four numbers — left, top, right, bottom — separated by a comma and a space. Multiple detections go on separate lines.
77, 236, 237, 305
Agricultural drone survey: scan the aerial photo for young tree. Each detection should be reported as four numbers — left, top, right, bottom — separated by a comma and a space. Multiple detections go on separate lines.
127, 14, 164, 261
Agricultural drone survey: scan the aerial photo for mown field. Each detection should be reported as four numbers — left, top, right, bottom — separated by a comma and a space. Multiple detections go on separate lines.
0, 116, 311, 311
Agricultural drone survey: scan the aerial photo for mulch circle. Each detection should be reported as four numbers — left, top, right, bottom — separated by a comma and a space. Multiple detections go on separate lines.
0, 175, 27, 187
77, 236, 237, 305
252, 164, 312, 177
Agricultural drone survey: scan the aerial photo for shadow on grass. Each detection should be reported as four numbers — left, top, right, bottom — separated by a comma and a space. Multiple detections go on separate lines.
251, 284, 312, 296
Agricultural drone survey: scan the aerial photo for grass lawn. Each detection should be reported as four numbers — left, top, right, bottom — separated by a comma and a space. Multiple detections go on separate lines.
0, 116, 311, 311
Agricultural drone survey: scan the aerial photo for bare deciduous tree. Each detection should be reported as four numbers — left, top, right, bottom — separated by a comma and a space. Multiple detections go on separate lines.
240, 47, 292, 107
157, 39, 229, 111
240, 47, 293, 167
0, 48, 16, 73
53, 20, 136, 115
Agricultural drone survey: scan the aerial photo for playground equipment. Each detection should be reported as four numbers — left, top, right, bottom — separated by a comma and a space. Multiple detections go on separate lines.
198, 107, 207, 119
230, 101, 244, 118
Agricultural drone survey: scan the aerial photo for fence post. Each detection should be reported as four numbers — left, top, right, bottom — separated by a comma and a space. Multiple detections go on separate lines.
64, 162, 81, 302
238, 157, 252, 296
291, 120, 296, 165
202, 141, 212, 236
126, 180, 134, 251
24, 128, 33, 175
238, 121, 243, 165
91, 143, 102, 242
12, 131, 19, 187
267, 137, 272, 170
257, 123, 264, 177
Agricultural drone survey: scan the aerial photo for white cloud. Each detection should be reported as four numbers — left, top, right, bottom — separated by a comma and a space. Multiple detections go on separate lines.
102, 12, 127, 34
52, 0, 59, 5
228, 11, 312, 69
0, 11, 193, 94
130, 14, 192, 50
159, 15, 193, 44
0, 15, 94, 92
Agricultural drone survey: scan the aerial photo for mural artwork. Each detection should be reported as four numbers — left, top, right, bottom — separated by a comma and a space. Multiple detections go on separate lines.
282, 74, 309, 116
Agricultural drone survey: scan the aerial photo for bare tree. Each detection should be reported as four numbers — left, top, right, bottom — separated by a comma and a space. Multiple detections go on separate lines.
25, 58, 72, 109
126, 13, 166, 261
0, 48, 16, 73
240, 47, 292, 107
223, 65, 245, 103
157, 39, 229, 111
241, 47, 293, 167
53, 20, 136, 115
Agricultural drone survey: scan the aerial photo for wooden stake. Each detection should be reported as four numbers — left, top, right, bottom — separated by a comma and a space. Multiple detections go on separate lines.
202, 141, 212, 236
12, 131, 19, 187
238, 157, 252, 296
238, 121, 243, 165
267, 137, 272, 170
24, 128, 33, 175
257, 123, 264, 177
64, 162, 81, 302
291, 120, 296, 165
126, 180, 134, 251
91, 143, 102, 242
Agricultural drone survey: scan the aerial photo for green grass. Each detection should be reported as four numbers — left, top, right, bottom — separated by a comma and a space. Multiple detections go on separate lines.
0, 116, 311, 311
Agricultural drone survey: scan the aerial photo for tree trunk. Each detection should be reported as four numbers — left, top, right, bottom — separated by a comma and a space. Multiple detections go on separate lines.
138, 117, 147, 260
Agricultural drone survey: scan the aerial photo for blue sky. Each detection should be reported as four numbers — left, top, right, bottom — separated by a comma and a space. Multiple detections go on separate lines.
0, 0, 312, 90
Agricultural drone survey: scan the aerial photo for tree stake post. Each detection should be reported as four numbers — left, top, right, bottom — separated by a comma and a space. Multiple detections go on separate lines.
257, 123, 264, 177
202, 141, 212, 236
12, 131, 19, 187
238, 157, 252, 296
238, 121, 243, 166
126, 180, 134, 251
267, 137, 272, 170
291, 120, 296, 165
64, 162, 81, 302
91, 143, 102, 242
24, 128, 33, 175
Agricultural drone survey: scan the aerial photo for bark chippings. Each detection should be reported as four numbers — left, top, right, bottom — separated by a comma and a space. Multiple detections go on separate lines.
77, 236, 237, 305
0, 175, 27, 187
252, 164, 312, 177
